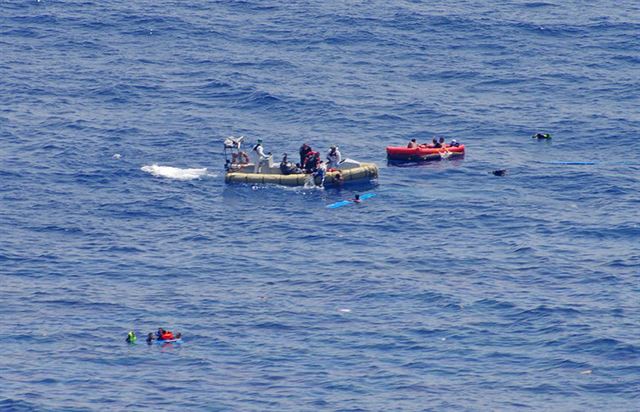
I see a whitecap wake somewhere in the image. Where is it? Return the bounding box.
[141,164,212,180]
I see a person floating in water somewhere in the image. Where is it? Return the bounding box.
[353,194,361,203]
[334,171,343,186]
[126,331,137,343]
[146,333,155,344]
[532,133,551,139]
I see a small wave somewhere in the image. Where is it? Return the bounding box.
[141,164,212,180]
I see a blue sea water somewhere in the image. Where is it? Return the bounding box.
[1,0,639,410]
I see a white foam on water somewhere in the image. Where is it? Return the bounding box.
[141,164,212,180]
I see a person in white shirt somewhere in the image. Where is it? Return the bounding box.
[327,145,342,169]
[252,139,269,173]
[314,160,327,186]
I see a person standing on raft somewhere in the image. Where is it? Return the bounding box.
[299,143,312,165]
[252,139,269,173]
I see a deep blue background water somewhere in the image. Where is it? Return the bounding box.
[1,1,639,410]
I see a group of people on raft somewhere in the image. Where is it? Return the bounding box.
[406,136,461,149]
[125,328,182,344]
[244,141,342,175]
[230,139,344,186]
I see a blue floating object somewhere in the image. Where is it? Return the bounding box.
[133,338,183,345]
[155,338,182,344]
[327,193,376,209]
[540,161,596,165]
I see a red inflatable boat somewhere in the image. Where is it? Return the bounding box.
[386,144,465,162]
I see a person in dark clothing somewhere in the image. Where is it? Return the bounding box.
[432,138,442,148]
[280,153,294,175]
[299,143,312,165]
[304,151,320,173]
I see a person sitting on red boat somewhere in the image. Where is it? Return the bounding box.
[147,330,182,343]
[387,137,464,162]
[407,138,418,148]
[160,330,175,340]
[155,328,177,341]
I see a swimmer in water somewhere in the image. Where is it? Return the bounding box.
[126,331,137,343]
[353,194,361,203]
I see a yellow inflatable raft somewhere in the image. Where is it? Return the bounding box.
[225,162,378,187]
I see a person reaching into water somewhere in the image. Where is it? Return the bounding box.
[314,160,327,186]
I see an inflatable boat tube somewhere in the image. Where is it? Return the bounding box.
[386,145,465,162]
[225,163,378,187]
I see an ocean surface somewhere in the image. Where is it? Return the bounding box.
[1,1,639,410]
